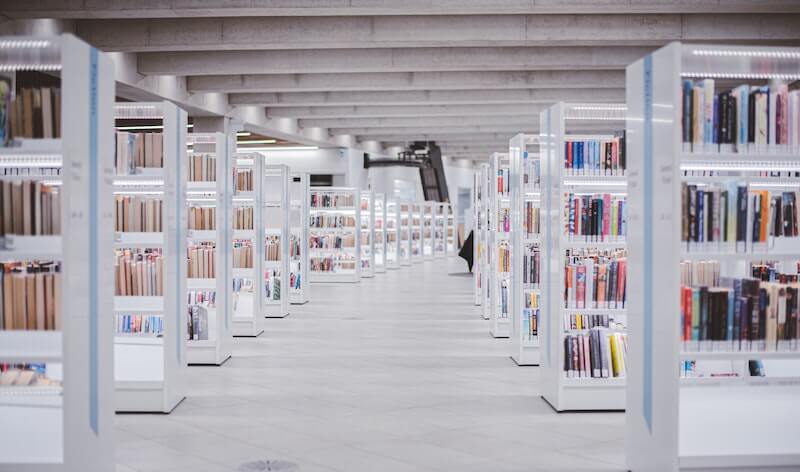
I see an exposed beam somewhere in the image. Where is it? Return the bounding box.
[266,103,548,119]
[72,15,800,52]
[302,115,538,129]
[347,125,538,136]
[365,133,523,143]
[188,70,624,94]
[138,46,654,76]
[231,88,625,107]
[7,1,800,18]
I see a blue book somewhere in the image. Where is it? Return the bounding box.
[682,79,693,143]
[737,84,749,146]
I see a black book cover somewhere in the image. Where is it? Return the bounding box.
[720,191,728,242]
[697,189,705,243]
[758,288,768,341]
[605,141,612,172]
[752,194,761,243]
[773,195,783,237]
[737,186,748,242]
[688,185,697,242]
[616,130,626,171]
[564,336,571,373]
[727,93,737,144]
[718,92,728,145]
[748,90,757,143]
[699,286,709,341]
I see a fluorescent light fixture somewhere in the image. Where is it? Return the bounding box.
[236,132,251,137]
[116,125,164,131]
[570,105,628,111]
[237,146,319,152]
[113,190,164,196]
[0,40,52,49]
[236,158,256,166]
[691,49,800,59]
[562,180,627,187]
[113,179,164,187]
[0,156,62,167]
[0,64,60,71]
[237,139,277,145]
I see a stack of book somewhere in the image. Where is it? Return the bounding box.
[187,154,216,182]
[233,207,253,230]
[188,206,215,230]
[115,131,163,175]
[563,327,628,379]
[564,192,626,242]
[563,136,626,176]
[187,243,216,278]
[310,192,354,208]
[235,169,253,192]
[232,241,253,269]
[2,84,61,142]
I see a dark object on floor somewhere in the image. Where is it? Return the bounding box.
[460,230,474,272]
[239,460,298,472]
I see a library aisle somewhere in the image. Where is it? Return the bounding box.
[115,258,624,472]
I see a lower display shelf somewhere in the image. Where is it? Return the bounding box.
[115,295,163,312]
[187,277,216,289]
[0,331,62,363]
[0,392,63,463]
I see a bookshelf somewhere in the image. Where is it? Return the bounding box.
[309,186,361,282]
[360,190,376,278]
[626,43,800,471]
[422,201,434,259]
[539,102,628,411]
[433,202,446,258]
[385,198,400,269]
[474,163,490,312]
[490,152,511,338]
[263,164,290,317]
[289,172,310,304]
[231,152,263,336]
[410,202,423,263]
[374,192,387,273]
[509,134,542,366]
[185,132,232,366]
[0,34,115,470]
[399,201,413,266]
[113,101,188,413]
[446,203,456,255]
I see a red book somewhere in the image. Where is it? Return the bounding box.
[576,265,586,309]
[567,141,573,170]
[682,286,692,342]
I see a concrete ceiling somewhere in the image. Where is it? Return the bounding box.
[3,1,800,160]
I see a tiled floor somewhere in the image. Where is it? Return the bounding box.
[115,257,625,472]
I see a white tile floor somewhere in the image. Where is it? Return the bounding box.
[115,257,625,472]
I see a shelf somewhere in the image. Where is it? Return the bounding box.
[1,235,61,255]
[680,351,800,361]
[232,229,255,239]
[681,376,800,388]
[263,260,282,268]
[680,150,800,167]
[186,181,216,191]
[232,267,253,278]
[308,227,356,234]
[114,336,163,346]
[115,232,163,247]
[562,377,626,388]
[309,207,356,213]
[563,239,626,249]
[187,278,216,289]
[187,229,217,241]
[0,331,62,362]
[679,250,798,262]
[561,307,626,314]
[0,138,62,157]
[114,296,164,312]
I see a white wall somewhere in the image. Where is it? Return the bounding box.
[261,148,348,177]
[367,166,423,201]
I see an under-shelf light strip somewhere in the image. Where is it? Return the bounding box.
[562,180,627,187]
[681,72,800,80]
[691,49,800,59]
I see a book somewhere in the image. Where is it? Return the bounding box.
[0,261,61,331]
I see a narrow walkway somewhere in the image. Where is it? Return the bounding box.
[115,258,624,472]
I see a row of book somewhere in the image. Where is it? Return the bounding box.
[524,156,541,188]
[309,234,355,249]
[288,271,301,291]
[563,136,626,176]
[116,314,163,336]
[187,290,215,307]
[499,279,509,318]
[0,261,61,331]
[564,328,628,378]
[751,262,799,283]
[115,131,163,175]
[681,79,800,151]
[232,242,253,269]
[232,278,253,293]
[187,305,209,341]
[0,364,60,387]
[235,169,253,192]
[564,249,627,309]
[114,249,162,297]
[564,193,626,241]
[265,236,281,261]
[234,206,253,230]
[187,154,216,182]
[289,235,301,258]
[310,192,354,208]
[0,167,60,177]
[681,184,798,245]
[679,259,720,287]
[524,203,540,236]
[310,215,356,228]
[523,244,540,286]
[0,180,61,237]
[523,291,540,341]
[264,269,281,300]
[2,85,61,142]
[497,242,510,273]
[115,196,162,233]
[188,206,215,231]
[497,208,510,233]
[497,168,510,196]
[187,243,216,278]
[310,256,356,272]
[680,277,800,352]
[564,313,619,331]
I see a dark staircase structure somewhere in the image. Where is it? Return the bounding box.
[363,141,449,202]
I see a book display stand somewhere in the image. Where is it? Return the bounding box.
[490,152,511,338]
[263,164,290,317]
[113,101,189,411]
[185,132,232,366]
[626,43,800,471]
[385,199,400,270]
[399,201,412,266]
[475,163,490,312]
[509,134,542,366]
[422,201,434,259]
[539,102,628,411]
[374,192,387,273]
[410,202,423,262]
[0,34,115,470]
[446,203,456,255]
[433,202,446,258]
[289,172,310,304]
[309,187,361,282]
[231,152,263,336]
[360,190,375,278]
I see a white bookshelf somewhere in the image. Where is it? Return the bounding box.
[185,132,232,366]
[474,163,490,312]
[490,152,511,338]
[374,192,387,273]
[539,102,627,411]
[0,34,114,471]
[113,101,188,412]
[231,152,263,336]
[263,164,291,317]
[446,203,456,255]
[360,190,376,278]
[309,186,361,282]
[398,201,413,266]
[433,202,446,258]
[289,172,310,304]
[422,201,434,259]
[509,134,542,366]
[385,198,400,270]
[410,202,423,263]
[626,42,800,471]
